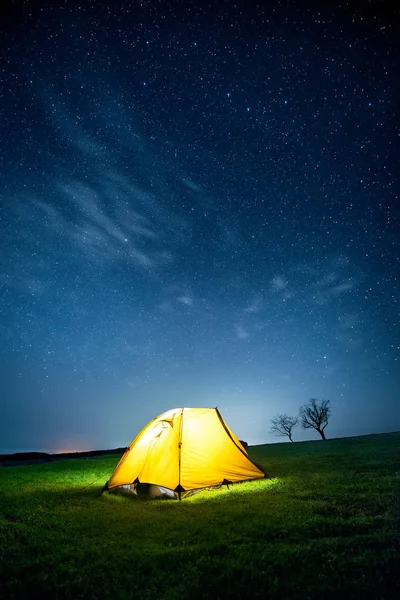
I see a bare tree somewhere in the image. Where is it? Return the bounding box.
[270,414,298,442]
[299,398,331,440]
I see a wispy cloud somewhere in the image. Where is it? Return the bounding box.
[177,295,194,306]
[331,282,355,295]
[58,179,159,267]
[1,86,203,293]
[316,272,339,287]
[290,256,361,306]
[156,286,195,314]
[244,295,263,314]
[311,276,358,305]
[235,324,250,340]
[270,276,287,292]
[268,275,294,302]
[182,179,203,193]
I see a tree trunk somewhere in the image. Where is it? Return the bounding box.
[289,435,294,442]
[318,428,327,440]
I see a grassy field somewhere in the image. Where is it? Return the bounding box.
[0,433,399,600]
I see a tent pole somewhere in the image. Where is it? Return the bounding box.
[178,408,184,501]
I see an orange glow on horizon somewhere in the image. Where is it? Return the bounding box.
[54,447,90,455]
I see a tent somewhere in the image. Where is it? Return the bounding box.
[105,407,266,499]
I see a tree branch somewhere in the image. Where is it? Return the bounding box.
[299,398,331,440]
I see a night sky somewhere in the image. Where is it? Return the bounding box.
[1,0,399,454]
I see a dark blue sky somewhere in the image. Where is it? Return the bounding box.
[1,0,399,453]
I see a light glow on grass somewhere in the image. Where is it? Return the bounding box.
[186,478,280,503]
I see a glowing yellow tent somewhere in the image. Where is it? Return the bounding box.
[105,407,266,499]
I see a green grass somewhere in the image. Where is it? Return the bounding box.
[1,433,399,600]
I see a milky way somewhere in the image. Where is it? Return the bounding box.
[1,0,399,452]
